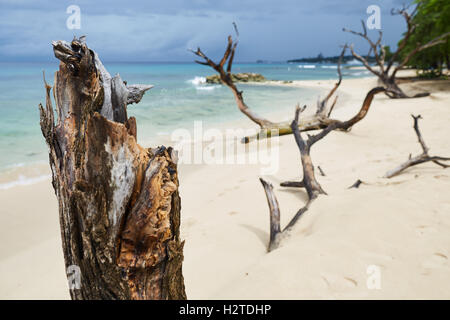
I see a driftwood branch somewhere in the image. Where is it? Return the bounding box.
[190,28,274,129]
[260,87,388,251]
[260,106,326,251]
[40,37,186,300]
[385,115,450,178]
[259,83,390,251]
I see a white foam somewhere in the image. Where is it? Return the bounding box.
[187,76,206,85]
[298,65,316,69]
[0,174,51,190]
[347,59,362,66]
[351,71,371,76]
[196,85,219,91]
[321,65,338,69]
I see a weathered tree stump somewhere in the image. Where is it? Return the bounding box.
[39,37,186,300]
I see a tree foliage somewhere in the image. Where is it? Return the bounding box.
[399,0,450,76]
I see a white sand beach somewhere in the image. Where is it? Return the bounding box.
[1,73,449,299]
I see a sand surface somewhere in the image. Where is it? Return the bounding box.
[1,73,449,299]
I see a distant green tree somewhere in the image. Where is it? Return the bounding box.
[399,0,450,76]
[383,45,394,62]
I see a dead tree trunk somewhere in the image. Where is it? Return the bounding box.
[344,6,450,99]
[384,115,450,178]
[39,37,186,300]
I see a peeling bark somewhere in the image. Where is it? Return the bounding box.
[39,37,186,300]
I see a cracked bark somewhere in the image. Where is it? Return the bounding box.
[39,37,186,300]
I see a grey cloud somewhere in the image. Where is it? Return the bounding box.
[0,0,414,62]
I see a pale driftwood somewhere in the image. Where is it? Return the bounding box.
[191,28,385,143]
[344,6,450,99]
[384,115,450,178]
[278,85,386,188]
[39,37,186,300]
[260,84,389,251]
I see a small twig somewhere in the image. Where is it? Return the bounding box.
[348,179,363,189]
[280,181,305,188]
[316,46,346,116]
[317,166,326,177]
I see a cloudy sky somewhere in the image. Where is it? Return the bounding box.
[0,0,410,62]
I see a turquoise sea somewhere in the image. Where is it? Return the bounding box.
[0,60,369,187]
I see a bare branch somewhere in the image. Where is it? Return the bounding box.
[316,45,346,116]
[280,181,305,188]
[191,28,274,128]
[347,44,381,77]
[344,21,384,73]
[317,166,326,177]
[385,115,450,178]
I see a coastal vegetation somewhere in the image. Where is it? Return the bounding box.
[398,0,450,77]
[344,5,450,98]
[287,54,377,64]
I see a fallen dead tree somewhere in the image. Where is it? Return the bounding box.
[39,37,186,299]
[344,6,450,99]
[384,114,450,178]
[191,26,385,143]
[260,89,386,251]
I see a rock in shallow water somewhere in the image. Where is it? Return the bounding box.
[206,73,266,84]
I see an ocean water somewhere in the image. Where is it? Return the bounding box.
[0,60,369,187]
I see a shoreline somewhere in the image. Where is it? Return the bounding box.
[1,73,450,299]
[0,78,325,188]
[1,70,447,189]
[0,76,346,189]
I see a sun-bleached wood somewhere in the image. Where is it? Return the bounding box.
[385,115,450,178]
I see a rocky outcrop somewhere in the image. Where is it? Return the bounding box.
[206,72,266,84]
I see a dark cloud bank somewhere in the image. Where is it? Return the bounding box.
[0,0,410,62]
